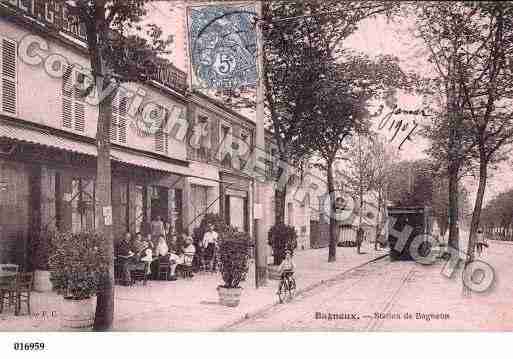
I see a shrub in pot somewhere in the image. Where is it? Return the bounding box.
[31,228,54,292]
[217,228,250,307]
[267,224,298,279]
[49,231,109,329]
[268,224,298,265]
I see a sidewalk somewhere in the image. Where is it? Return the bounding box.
[0,242,386,331]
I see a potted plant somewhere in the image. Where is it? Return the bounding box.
[267,224,298,280]
[217,228,250,307]
[31,228,54,292]
[49,231,109,329]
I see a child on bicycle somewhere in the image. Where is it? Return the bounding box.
[277,250,295,294]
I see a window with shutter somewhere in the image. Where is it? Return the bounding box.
[110,91,128,144]
[62,65,86,132]
[74,73,86,131]
[154,105,168,153]
[0,38,17,116]
[220,123,232,168]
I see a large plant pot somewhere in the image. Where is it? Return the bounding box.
[268,265,281,280]
[60,297,95,329]
[33,270,52,292]
[217,286,243,307]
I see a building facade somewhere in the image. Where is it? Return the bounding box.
[0,1,333,268]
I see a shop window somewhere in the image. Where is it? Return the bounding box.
[150,185,169,223]
[174,188,183,234]
[135,185,144,234]
[71,178,95,233]
[0,37,17,115]
[190,184,208,230]
[118,182,129,233]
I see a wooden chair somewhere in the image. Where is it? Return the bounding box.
[179,254,194,279]
[131,262,149,286]
[158,256,170,281]
[13,272,33,316]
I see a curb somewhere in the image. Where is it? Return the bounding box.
[217,253,390,331]
[490,240,513,245]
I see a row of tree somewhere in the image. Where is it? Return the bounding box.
[261,1,513,269]
[260,1,408,262]
[418,1,513,265]
[480,188,513,239]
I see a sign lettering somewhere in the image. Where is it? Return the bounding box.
[1,0,87,40]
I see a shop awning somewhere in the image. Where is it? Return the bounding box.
[110,149,192,176]
[0,122,97,156]
[0,122,191,176]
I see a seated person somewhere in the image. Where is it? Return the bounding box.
[278,250,295,280]
[167,234,184,281]
[145,233,156,251]
[182,237,196,266]
[277,250,296,297]
[131,234,153,276]
[139,240,153,276]
[156,235,169,257]
[172,236,196,278]
[131,232,145,259]
[168,233,181,255]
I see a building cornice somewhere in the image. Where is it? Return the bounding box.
[191,91,256,130]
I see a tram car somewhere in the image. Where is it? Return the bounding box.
[387,206,433,261]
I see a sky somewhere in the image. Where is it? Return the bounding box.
[144,2,513,206]
[342,13,513,207]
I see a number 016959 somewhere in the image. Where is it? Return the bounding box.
[13,342,45,351]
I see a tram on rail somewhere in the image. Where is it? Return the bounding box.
[387,206,434,261]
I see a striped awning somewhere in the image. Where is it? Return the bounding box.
[0,122,96,156]
[0,122,190,176]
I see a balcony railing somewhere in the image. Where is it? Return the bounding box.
[151,64,188,95]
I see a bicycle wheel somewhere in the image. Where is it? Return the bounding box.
[287,278,296,302]
[278,281,288,304]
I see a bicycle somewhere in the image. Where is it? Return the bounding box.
[277,271,296,303]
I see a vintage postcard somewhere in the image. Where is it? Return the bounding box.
[0,0,512,346]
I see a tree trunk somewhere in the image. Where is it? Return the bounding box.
[327,161,337,262]
[447,166,460,253]
[375,190,382,250]
[93,83,117,331]
[274,184,287,226]
[467,154,487,263]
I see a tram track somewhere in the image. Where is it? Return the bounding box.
[228,254,421,331]
[362,266,417,331]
